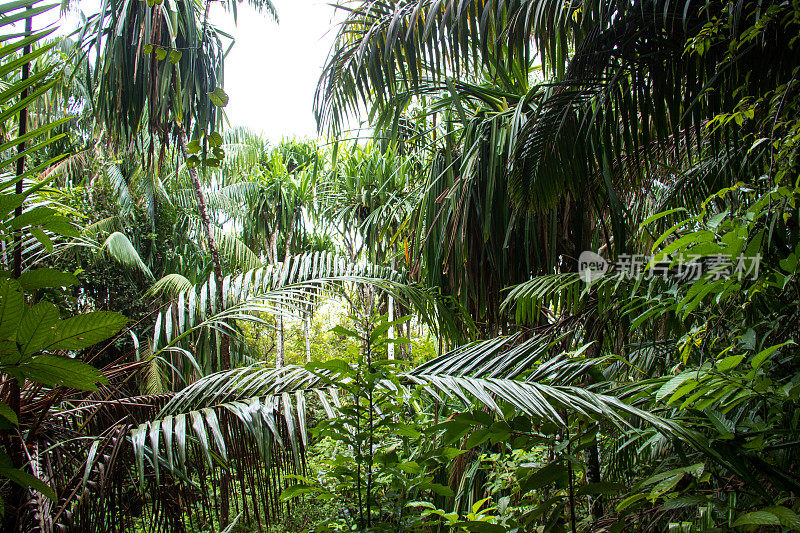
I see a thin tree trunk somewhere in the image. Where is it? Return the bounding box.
[274,207,300,369]
[176,127,229,368]
[276,314,284,368]
[584,427,602,514]
[406,320,412,361]
[303,307,312,363]
[176,125,232,526]
[583,316,604,520]
[566,419,577,533]
[387,293,395,360]
[572,204,604,521]
[4,12,32,529]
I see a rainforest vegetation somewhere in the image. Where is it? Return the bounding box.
[0,0,799,531]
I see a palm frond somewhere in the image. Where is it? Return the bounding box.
[101,231,153,279]
[150,251,460,374]
[149,273,194,298]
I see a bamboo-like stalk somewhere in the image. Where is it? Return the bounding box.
[4,10,32,529]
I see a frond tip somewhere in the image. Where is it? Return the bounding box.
[101,232,154,279]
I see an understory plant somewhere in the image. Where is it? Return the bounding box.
[281,313,459,531]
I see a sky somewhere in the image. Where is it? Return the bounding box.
[57,0,341,142]
[210,0,340,141]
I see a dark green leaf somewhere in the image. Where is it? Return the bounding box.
[19,355,106,390]
[18,268,78,291]
[48,311,128,351]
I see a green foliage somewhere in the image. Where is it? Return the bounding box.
[0,196,127,510]
[0,0,130,518]
[3,0,800,530]
[280,314,453,531]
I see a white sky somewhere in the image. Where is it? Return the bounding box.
[211,0,339,141]
[57,0,341,142]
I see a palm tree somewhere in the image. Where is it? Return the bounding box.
[311,0,796,299]
[216,134,320,366]
[81,0,278,369]
[300,0,800,527]
[317,142,432,355]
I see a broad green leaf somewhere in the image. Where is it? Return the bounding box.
[662,495,709,510]
[751,342,792,370]
[616,493,646,511]
[0,278,24,340]
[464,428,490,449]
[667,379,698,405]
[0,461,56,500]
[0,193,24,220]
[47,311,128,351]
[29,227,52,253]
[395,423,421,438]
[733,511,781,527]
[0,399,18,426]
[471,497,492,515]
[279,484,317,501]
[398,460,422,474]
[426,482,454,497]
[19,355,105,390]
[9,206,54,228]
[639,208,687,229]
[209,87,229,107]
[18,268,78,291]
[650,473,683,497]
[657,373,696,402]
[488,421,511,444]
[17,301,59,356]
[519,462,567,492]
[207,131,223,147]
[41,217,80,238]
[407,501,436,510]
[187,140,201,154]
[716,354,744,372]
[764,506,800,529]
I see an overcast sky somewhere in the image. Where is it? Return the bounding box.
[210,0,339,141]
[58,0,341,142]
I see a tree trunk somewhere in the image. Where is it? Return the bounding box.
[387,293,395,360]
[276,314,284,368]
[274,207,300,369]
[406,320,413,361]
[176,128,229,371]
[3,11,32,529]
[176,125,232,526]
[583,315,604,520]
[303,308,312,363]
